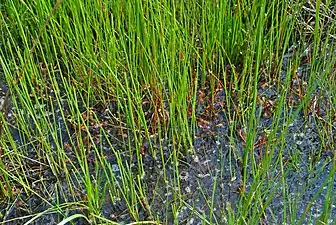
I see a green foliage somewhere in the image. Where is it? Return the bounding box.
[0,0,335,224]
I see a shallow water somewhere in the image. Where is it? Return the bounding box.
[0,47,335,225]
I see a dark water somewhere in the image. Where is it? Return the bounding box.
[0,47,335,224]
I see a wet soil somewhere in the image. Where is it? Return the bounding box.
[0,47,335,225]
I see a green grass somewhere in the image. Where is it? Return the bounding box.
[0,0,335,224]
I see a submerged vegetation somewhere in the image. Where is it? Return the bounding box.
[0,0,335,224]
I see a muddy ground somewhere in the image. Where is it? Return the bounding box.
[0,47,335,225]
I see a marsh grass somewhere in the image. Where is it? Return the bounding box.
[0,0,335,224]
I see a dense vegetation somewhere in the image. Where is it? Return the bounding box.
[0,0,335,224]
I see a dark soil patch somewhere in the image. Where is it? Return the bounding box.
[0,44,335,225]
